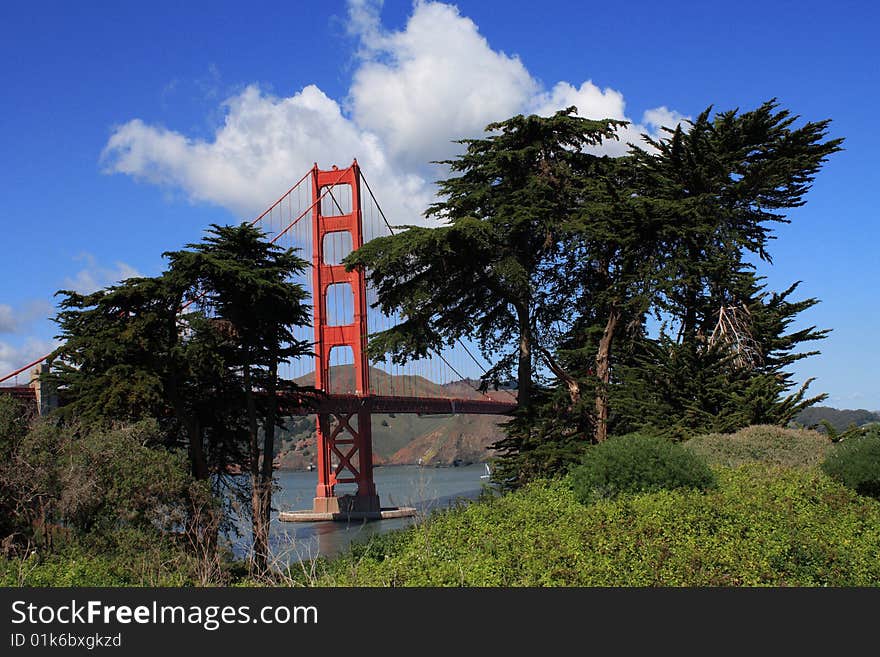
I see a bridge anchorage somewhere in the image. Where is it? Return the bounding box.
[0,159,517,522]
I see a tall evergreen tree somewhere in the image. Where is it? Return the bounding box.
[634,99,843,343]
[165,223,310,574]
[600,101,842,440]
[346,108,625,411]
[51,223,311,573]
[611,275,829,438]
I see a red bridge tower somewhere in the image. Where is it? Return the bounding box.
[310,161,380,515]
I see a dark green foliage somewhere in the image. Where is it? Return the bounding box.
[164,223,312,572]
[684,424,830,469]
[490,394,592,489]
[50,275,180,430]
[611,277,829,440]
[349,100,840,486]
[602,101,842,444]
[47,222,312,574]
[634,100,843,341]
[58,421,193,538]
[821,427,880,499]
[0,417,194,554]
[346,108,624,410]
[568,433,716,502]
[0,395,34,541]
[0,394,30,451]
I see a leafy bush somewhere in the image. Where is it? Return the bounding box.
[309,466,880,586]
[821,428,880,499]
[59,420,193,538]
[684,424,830,469]
[568,433,716,503]
[0,535,201,586]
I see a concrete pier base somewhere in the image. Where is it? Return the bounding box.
[278,506,416,522]
[279,492,414,522]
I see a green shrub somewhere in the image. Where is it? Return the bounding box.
[0,535,201,587]
[309,466,880,586]
[821,430,880,499]
[684,424,830,469]
[568,433,715,503]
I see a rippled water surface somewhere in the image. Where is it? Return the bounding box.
[229,463,493,564]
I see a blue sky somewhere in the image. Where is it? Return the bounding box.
[1,0,877,409]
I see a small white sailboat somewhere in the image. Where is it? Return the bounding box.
[480,463,491,479]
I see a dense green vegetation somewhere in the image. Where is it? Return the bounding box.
[569,433,716,502]
[821,427,880,499]
[0,395,216,585]
[293,426,880,586]
[304,466,880,587]
[5,416,880,587]
[46,223,311,574]
[349,101,842,485]
[684,424,831,469]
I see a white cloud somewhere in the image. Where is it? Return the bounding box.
[643,106,690,133]
[348,0,538,168]
[0,338,59,385]
[63,254,141,295]
[0,300,53,335]
[103,83,432,230]
[101,0,689,225]
[531,81,690,155]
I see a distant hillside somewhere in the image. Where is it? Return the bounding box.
[794,406,880,433]
[275,366,511,469]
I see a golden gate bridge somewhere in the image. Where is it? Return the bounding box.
[0,160,517,519]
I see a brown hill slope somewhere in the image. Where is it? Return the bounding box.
[276,366,510,468]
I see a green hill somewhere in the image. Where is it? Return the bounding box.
[794,406,880,433]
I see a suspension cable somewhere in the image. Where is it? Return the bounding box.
[360,169,517,400]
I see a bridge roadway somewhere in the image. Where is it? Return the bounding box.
[279,392,516,416]
[1,386,516,417]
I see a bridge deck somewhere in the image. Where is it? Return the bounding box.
[283,393,516,416]
[1,388,516,416]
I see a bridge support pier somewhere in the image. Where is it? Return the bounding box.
[312,407,381,515]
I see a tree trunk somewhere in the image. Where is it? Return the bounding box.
[257,359,278,575]
[594,304,621,443]
[515,303,533,410]
[244,364,268,574]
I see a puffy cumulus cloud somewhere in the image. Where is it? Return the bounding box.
[63,254,141,295]
[102,0,687,226]
[103,84,433,227]
[531,81,689,155]
[643,106,690,133]
[104,85,366,217]
[348,0,538,168]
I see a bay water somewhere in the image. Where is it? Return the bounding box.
[229,463,493,566]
